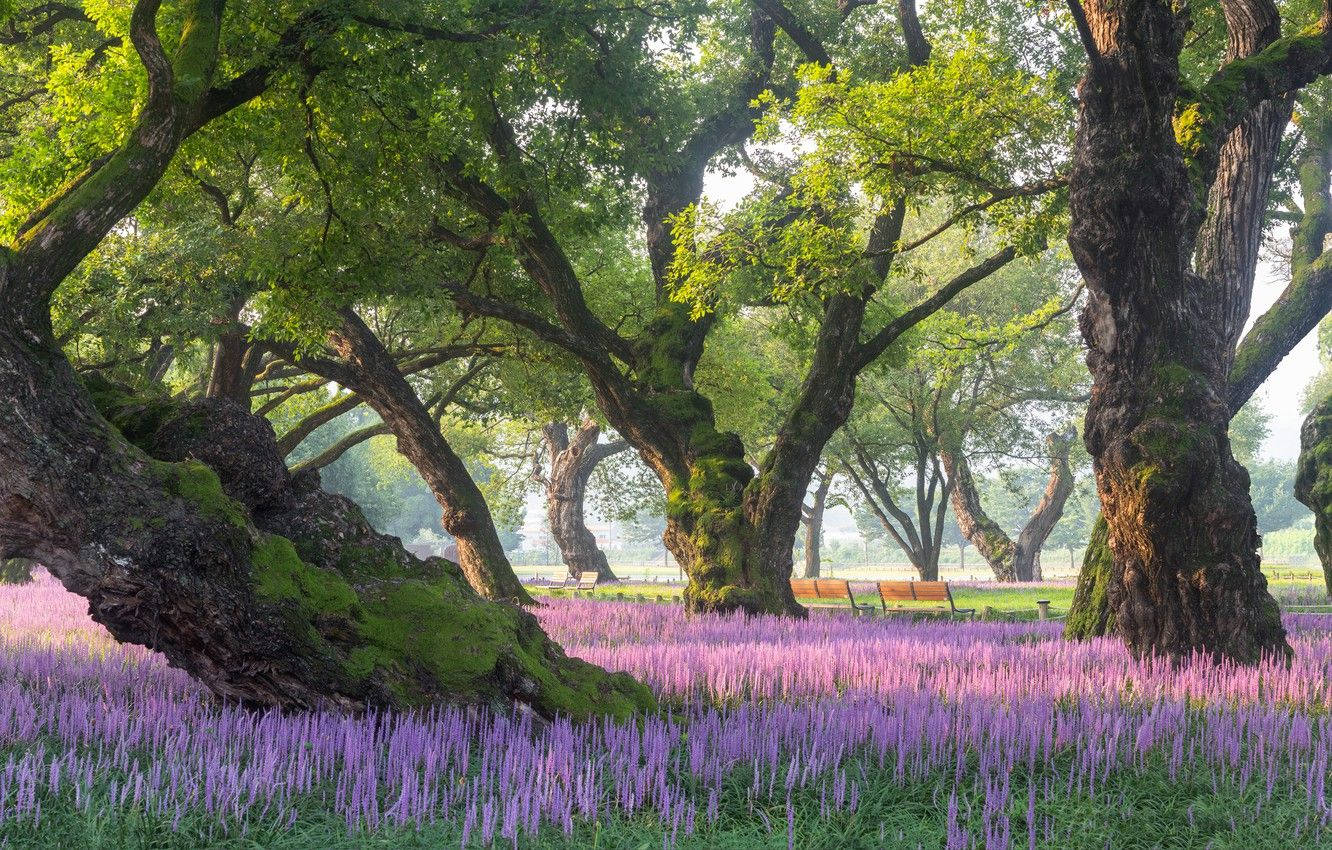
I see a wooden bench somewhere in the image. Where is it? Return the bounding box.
[790,579,874,615]
[875,581,975,620]
[574,572,599,593]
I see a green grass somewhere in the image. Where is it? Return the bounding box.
[3,750,1319,848]
[538,575,1332,619]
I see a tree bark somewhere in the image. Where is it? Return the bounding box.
[1066,1,1332,639]
[1064,0,1303,662]
[1296,393,1332,596]
[800,466,832,579]
[539,420,625,582]
[315,311,534,605]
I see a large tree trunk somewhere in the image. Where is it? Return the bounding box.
[1296,392,1332,596]
[0,332,650,717]
[1062,0,1332,642]
[320,311,534,605]
[540,420,625,582]
[801,467,832,579]
[1065,0,1293,662]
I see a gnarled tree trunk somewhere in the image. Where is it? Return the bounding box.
[538,420,625,582]
[1065,0,1332,640]
[0,0,649,718]
[1062,0,1316,662]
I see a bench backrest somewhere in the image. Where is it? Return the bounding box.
[789,578,852,600]
[877,580,956,607]
[912,581,952,603]
[877,581,916,601]
[577,573,598,590]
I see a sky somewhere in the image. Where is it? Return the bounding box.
[1248,259,1320,461]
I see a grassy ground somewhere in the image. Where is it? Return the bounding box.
[4,750,1317,849]
[534,573,1332,620]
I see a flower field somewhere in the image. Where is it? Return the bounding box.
[3,572,1332,847]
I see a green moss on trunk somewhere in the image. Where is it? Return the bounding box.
[1296,393,1332,597]
[1064,515,1115,640]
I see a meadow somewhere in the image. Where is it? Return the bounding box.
[2,572,1332,848]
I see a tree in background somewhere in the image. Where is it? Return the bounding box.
[535,419,628,582]
[838,245,1086,581]
[426,0,1070,615]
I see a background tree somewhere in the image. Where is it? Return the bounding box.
[423,0,1071,614]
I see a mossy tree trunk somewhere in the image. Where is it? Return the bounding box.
[1065,5,1332,638]
[1297,393,1332,596]
[1064,516,1115,639]
[309,310,534,605]
[538,420,625,582]
[800,465,833,579]
[0,0,649,719]
[1060,0,1332,661]
[0,558,33,584]
[943,429,1075,582]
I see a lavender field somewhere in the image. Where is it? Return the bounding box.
[3,571,1332,848]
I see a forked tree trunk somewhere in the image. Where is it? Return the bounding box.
[1065,0,1296,662]
[943,434,1074,583]
[801,468,832,579]
[540,420,625,582]
[320,311,534,605]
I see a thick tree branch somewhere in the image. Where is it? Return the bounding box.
[288,422,390,475]
[853,244,1022,372]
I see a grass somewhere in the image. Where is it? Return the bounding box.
[3,748,1320,849]
[535,573,1332,619]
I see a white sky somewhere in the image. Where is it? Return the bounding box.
[1248,259,1319,461]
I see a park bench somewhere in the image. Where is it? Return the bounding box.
[574,572,599,594]
[875,581,975,621]
[789,579,875,615]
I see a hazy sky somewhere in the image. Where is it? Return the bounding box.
[1248,260,1319,461]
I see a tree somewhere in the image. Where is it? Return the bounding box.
[1063,0,1332,661]
[535,418,628,581]
[0,0,649,717]
[945,428,1077,582]
[799,462,836,578]
[429,0,1069,615]
[837,244,1085,581]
